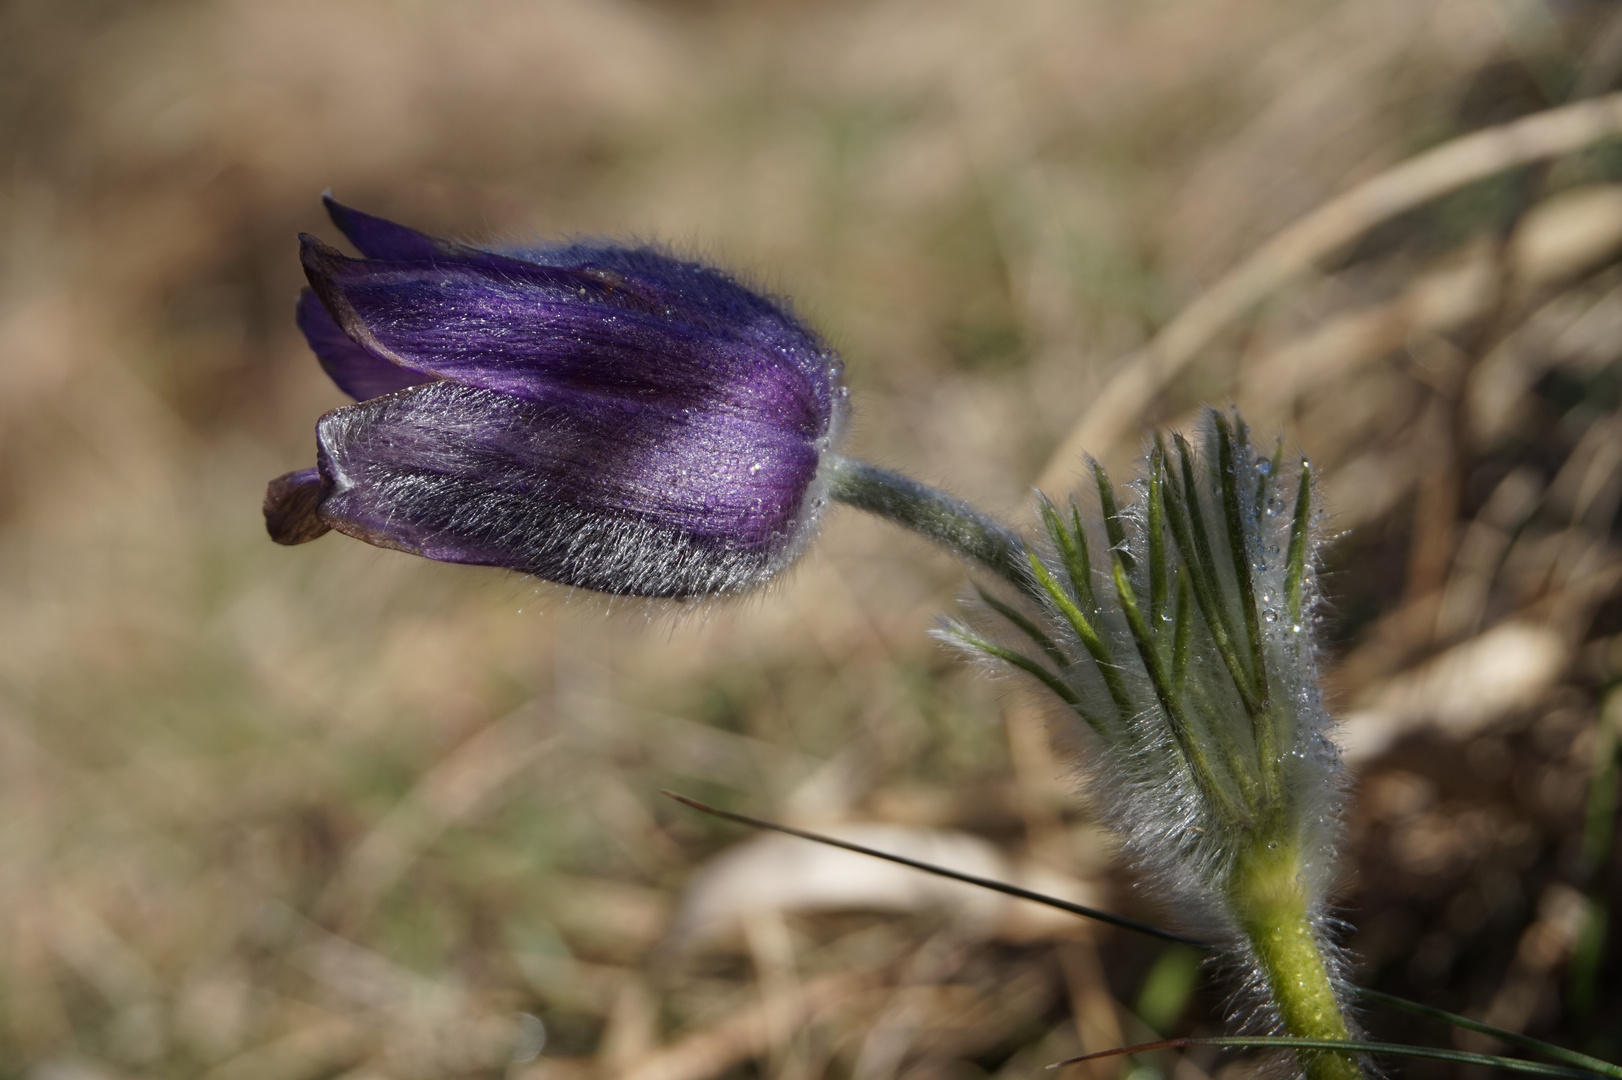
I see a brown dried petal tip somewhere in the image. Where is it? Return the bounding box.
[264,468,330,545]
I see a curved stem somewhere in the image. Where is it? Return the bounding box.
[824,455,1029,590]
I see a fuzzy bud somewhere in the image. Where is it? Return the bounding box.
[948,410,1359,1080]
[265,197,847,598]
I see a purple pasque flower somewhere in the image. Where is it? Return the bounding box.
[265,197,847,598]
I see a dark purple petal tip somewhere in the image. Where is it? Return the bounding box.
[321,194,456,261]
[295,289,433,401]
[272,199,847,596]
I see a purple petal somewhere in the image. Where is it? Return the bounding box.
[275,201,850,595]
[512,245,847,411]
[322,197,542,278]
[299,236,837,438]
[505,241,813,332]
[296,290,435,401]
[310,204,842,414]
[311,382,824,596]
[322,194,454,261]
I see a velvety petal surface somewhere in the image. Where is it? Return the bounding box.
[322,195,456,261]
[299,236,840,440]
[503,240,825,343]
[310,381,825,596]
[273,201,848,595]
[296,290,434,401]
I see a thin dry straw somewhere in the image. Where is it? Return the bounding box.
[1352,988,1622,1080]
[665,791,1622,1080]
[659,790,1207,947]
[1047,1037,1613,1080]
[1038,89,1622,488]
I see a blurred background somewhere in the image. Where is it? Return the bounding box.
[3,0,1621,1077]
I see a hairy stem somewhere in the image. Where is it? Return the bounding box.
[824,455,1029,590]
[1229,830,1361,1080]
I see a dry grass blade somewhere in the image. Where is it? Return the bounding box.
[618,974,864,1080]
[1048,1037,1617,1080]
[662,791,1208,946]
[1355,987,1622,1078]
[315,709,559,927]
[1040,90,1622,485]
[7,3,1622,1075]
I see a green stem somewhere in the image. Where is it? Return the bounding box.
[824,456,1029,590]
[1229,829,1361,1080]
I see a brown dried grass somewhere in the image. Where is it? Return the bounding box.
[0,1,1618,1078]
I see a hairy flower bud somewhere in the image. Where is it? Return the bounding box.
[948,411,1360,1080]
[265,197,847,597]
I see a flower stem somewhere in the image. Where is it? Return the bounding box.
[1229,829,1362,1080]
[824,456,1029,590]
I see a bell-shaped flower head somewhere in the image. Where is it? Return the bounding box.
[266,197,848,598]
